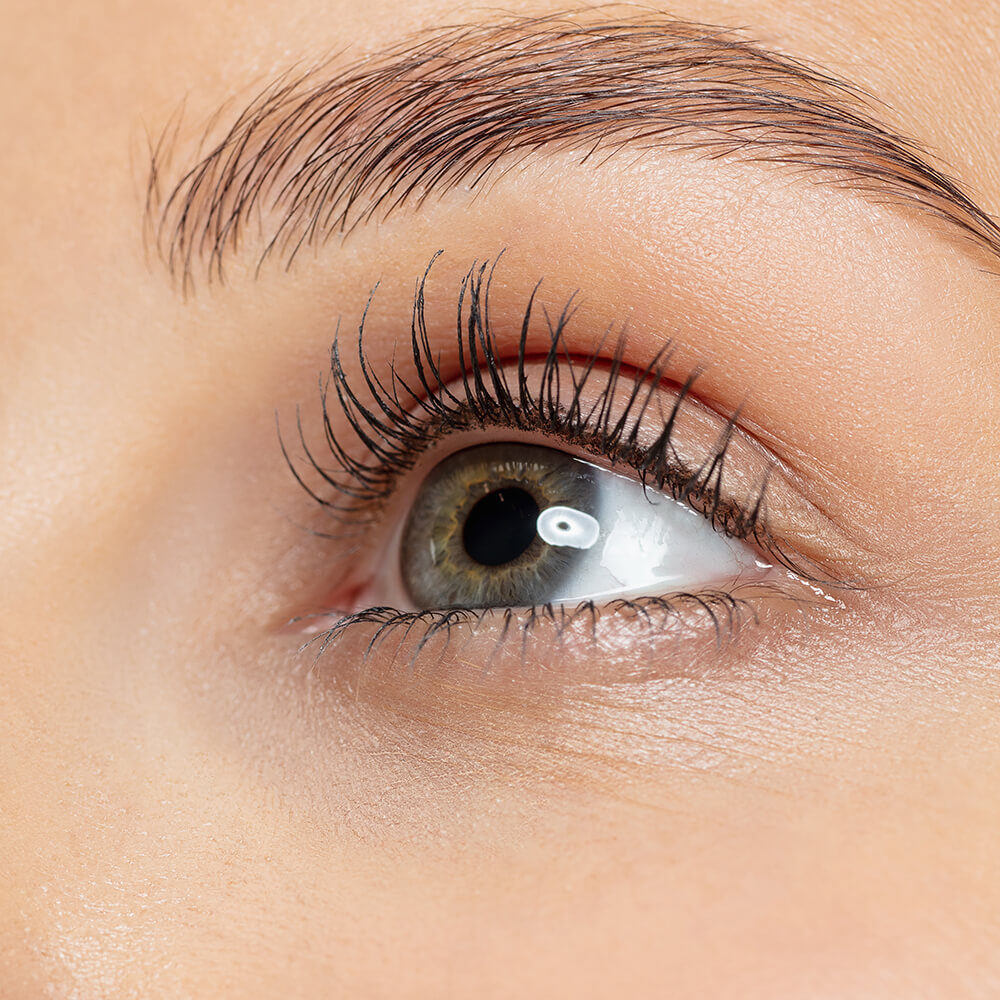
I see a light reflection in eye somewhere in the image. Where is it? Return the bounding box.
[392,442,767,610]
[536,506,601,550]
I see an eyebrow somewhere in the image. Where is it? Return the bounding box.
[148,11,1000,289]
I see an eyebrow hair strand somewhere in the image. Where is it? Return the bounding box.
[148,10,1000,289]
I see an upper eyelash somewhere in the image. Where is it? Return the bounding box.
[281,251,806,575]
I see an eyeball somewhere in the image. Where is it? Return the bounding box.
[394,442,766,609]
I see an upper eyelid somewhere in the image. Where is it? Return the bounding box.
[280,255,844,588]
[283,255,698,515]
[146,12,1000,291]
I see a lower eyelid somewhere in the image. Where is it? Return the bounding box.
[293,574,838,691]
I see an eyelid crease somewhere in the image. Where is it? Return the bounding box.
[279,252,840,590]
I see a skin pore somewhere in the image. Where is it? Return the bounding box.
[2,0,999,996]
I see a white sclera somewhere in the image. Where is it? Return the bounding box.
[542,467,765,603]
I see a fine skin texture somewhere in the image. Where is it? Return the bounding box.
[2,1,1000,998]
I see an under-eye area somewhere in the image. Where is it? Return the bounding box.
[280,255,852,675]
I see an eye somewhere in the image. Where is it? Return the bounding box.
[284,254,834,659]
[396,442,764,609]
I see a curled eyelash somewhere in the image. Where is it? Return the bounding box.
[281,251,804,577]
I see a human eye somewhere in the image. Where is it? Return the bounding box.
[282,255,839,676]
[395,440,760,609]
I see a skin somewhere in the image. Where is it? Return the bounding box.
[2,0,1000,997]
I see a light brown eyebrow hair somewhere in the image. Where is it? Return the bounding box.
[148,10,1000,290]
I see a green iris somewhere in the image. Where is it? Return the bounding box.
[401,443,600,608]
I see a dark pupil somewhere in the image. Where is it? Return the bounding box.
[462,487,540,566]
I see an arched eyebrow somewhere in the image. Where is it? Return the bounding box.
[148,12,1000,290]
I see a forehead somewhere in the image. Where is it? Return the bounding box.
[5,0,999,207]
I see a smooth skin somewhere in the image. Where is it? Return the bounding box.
[2,0,999,997]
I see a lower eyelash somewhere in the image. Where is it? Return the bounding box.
[299,589,765,671]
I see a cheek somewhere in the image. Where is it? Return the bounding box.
[11,620,998,997]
